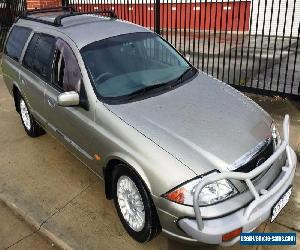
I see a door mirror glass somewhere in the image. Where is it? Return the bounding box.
[57,91,80,107]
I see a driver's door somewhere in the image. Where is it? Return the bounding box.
[44,38,96,167]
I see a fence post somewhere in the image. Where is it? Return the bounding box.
[154,0,160,35]
[62,0,68,7]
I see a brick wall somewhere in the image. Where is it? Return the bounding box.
[27,0,61,10]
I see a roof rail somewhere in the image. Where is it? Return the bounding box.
[54,10,118,26]
[21,6,75,16]
[18,8,117,27]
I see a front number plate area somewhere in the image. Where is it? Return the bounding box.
[270,186,292,222]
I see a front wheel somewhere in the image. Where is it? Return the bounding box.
[113,164,161,242]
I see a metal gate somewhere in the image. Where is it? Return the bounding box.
[0,0,27,50]
[0,0,298,98]
[62,0,300,98]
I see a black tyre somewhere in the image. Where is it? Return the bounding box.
[18,95,45,137]
[112,164,161,242]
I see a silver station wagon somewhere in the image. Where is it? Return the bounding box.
[2,7,297,246]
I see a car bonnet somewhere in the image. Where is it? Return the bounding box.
[105,71,273,175]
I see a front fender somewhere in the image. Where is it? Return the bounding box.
[104,152,152,194]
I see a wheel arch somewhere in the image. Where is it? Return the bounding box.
[103,155,152,200]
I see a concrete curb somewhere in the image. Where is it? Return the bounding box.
[0,192,73,250]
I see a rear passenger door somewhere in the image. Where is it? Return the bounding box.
[20,33,56,125]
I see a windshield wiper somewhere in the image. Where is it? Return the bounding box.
[124,67,196,101]
[125,82,170,100]
[172,67,194,86]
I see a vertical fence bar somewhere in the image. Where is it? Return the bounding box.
[179,0,183,52]
[232,1,242,85]
[141,0,144,26]
[202,0,208,71]
[256,0,268,89]
[217,0,225,78]
[114,0,117,19]
[250,0,262,88]
[134,0,138,24]
[192,0,197,65]
[188,0,192,57]
[196,0,202,68]
[269,0,282,92]
[283,0,296,94]
[275,0,289,93]
[227,0,237,84]
[221,0,230,81]
[155,0,160,34]
[206,0,213,74]
[291,22,300,94]
[166,0,169,39]
[161,0,164,37]
[262,0,275,90]
[244,0,255,85]
[170,0,173,45]
[174,0,178,52]
[183,0,187,55]
[211,0,219,76]
[137,0,140,25]
[127,0,129,21]
[238,1,249,85]
[150,0,153,30]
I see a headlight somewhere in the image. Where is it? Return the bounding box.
[271,122,281,149]
[163,171,238,206]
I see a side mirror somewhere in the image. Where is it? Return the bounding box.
[57,91,80,107]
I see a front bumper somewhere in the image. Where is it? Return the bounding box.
[169,115,297,246]
[178,150,296,246]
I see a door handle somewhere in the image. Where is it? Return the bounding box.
[47,98,56,108]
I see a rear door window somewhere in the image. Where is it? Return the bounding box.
[23,33,56,82]
[33,34,56,82]
[4,26,31,61]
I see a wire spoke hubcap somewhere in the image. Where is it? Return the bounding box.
[20,99,31,130]
[117,176,145,232]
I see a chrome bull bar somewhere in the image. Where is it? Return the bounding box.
[193,115,295,230]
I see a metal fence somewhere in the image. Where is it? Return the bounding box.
[63,0,300,98]
[0,0,299,98]
[0,0,26,50]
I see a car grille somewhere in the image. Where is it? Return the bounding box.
[233,138,274,173]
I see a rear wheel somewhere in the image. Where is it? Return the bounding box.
[112,164,161,242]
[19,96,45,137]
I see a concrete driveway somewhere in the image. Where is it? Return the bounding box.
[0,76,299,250]
[0,200,57,250]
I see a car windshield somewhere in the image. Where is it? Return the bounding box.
[81,32,195,101]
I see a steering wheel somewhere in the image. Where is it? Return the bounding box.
[94,72,114,85]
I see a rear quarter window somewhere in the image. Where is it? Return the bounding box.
[4,26,31,61]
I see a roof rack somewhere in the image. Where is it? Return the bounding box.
[22,6,75,15]
[54,10,118,26]
[18,7,117,27]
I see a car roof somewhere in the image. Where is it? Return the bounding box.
[17,12,151,49]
